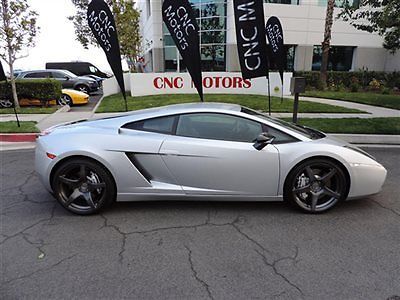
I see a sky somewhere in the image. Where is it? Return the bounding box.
[2,0,121,74]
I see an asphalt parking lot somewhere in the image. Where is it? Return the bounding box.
[1,147,399,299]
[68,92,103,112]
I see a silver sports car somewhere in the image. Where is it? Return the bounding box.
[35,103,387,215]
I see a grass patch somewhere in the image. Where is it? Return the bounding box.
[281,117,400,135]
[0,106,58,114]
[303,91,400,110]
[0,121,39,133]
[97,93,364,114]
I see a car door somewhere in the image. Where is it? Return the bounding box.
[160,113,280,196]
[51,71,73,88]
[118,115,184,195]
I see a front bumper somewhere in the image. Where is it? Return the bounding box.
[347,162,387,199]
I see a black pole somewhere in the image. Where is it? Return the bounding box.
[266,76,271,116]
[292,92,299,124]
[13,105,20,127]
[124,95,128,112]
[122,90,128,112]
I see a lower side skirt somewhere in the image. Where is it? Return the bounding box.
[116,193,284,202]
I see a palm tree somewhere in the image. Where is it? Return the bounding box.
[320,0,335,87]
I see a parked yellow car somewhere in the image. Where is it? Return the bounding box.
[58,89,89,106]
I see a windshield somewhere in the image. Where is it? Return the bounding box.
[61,70,78,78]
[241,107,324,139]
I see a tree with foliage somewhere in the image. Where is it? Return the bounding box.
[320,0,335,87]
[69,0,141,69]
[339,0,400,53]
[0,0,39,108]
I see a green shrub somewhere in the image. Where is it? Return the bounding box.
[381,87,391,95]
[350,82,360,92]
[0,79,62,104]
[294,71,400,90]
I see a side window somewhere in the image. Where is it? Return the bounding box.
[52,71,67,79]
[25,72,47,78]
[89,66,98,73]
[122,115,176,134]
[266,126,298,144]
[176,113,263,143]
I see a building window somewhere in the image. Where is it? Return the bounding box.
[265,0,299,5]
[312,46,355,71]
[268,45,296,72]
[318,0,360,8]
[146,0,151,19]
[163,0,227,72]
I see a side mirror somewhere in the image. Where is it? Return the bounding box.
[64,76,70,80]
[253,132,275,150]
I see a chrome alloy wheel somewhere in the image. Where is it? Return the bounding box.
[58,94,72,106]
[289,160,347,213]
[52,159,115,215]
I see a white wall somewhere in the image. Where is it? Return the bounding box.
[102,73,131,97]
[130,72,292,97]
[226,1,384,48]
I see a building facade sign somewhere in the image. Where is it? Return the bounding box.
[129,72,292,97]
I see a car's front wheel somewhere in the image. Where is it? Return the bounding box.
[284,158,348,213]
[0,99,13,108]
[76,85,89,94]
[52,158,116,215]
[58,94,72,106]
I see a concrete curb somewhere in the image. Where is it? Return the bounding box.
[330,134,400,145]
[0,133,37,142]
[90,95,104,118]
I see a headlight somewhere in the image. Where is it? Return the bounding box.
[344,145,376,161]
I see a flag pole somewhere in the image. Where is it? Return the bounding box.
[13,103,20,127]
[266,75,271,116]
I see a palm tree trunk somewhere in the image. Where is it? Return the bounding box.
[320,0,335,88]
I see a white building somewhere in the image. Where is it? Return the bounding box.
[138,0,400,73]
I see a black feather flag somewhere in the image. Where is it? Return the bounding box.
[87,0,127,111]
[266,16,285,84]
[0,60,6,81]
[162,0,203,101]
[233,0,269,80]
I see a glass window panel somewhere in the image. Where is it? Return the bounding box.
[312,46,354,71]
[201,30,225,44]
[201,3,226,18]
[124,116,176,134]
[201,45,226,71]
[200,17,226,31]
[176,113,263,143]
[163,35,175,46]
[265,0,298,4]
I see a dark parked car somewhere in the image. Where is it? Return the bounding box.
[17,70,100,94]
[46,62,112,79]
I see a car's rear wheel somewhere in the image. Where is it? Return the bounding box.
[52,158,115,215]
[76,85,89,94]
[58,94,72,106]
[284,158,348,213]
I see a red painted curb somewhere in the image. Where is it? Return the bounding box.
[0,133,38,142]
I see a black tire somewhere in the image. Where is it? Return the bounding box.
[76,85,89,94]
[0,99,13,108]
[52,158,116,215]
[284,158,348,213]
[58,94,73,106]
